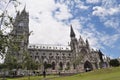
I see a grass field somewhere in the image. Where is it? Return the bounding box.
[1,67,120,80]
[52,67,120,80]
[0,75,56,80]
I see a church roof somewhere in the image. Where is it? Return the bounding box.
[28,44,71,51]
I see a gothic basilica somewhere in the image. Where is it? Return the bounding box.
[5,8,110,73]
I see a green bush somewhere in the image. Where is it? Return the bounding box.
[110,59,120,67]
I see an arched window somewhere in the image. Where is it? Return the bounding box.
[84,61,93,72]
[103,62,108,68]
[44,61,47,69]
[66,62,70,70]
[49,53,52,55]
[59,62,63,70]
[81,49,87,54]
[52,62,55,70]
[73,63,76,69]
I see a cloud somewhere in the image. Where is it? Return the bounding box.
[100,34,120,48]
[86,0,100,4]
[92,1,120,32]
[0,1,4,11]
[26,0,120,50]
[70,19,82,30]
[104,18,120,30]
[75,0,89,10]
[53,3,72,21]
[78,22,120,50]
[92,6,120,17]
[77,4,89,10]
[101,0,119,8]
[0,0,72,46]
[92,0,120,17]
[20,0,72,45]
[29,10,71,45]
[0,0,21,16]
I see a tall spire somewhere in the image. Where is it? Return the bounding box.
[23,4,26,11]
[21,5,27,15]
[19,5,29,19]
[70,25,75,37]
[79,35,84,41]
[16,11,20,16]
[86,39,89,46]
[78,35,85,46]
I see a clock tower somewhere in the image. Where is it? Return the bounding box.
[6,7,29,62]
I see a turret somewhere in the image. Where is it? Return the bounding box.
[13,6,29,30]
[20,6,29,18]
[16,11,20,17]
[98,50,104,62]
[70,25,77,51]
[70,25,75,38]
[86,39,89,47]
[78,35,85,46]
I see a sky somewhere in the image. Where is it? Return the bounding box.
[0,0,120,59]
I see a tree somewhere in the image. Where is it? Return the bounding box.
[0,0,20,58]
[110,59,120,67]
[44,63,52,70]
[22,51,40,80]
[0,31,7,58]
[4,55,19,70]
[0,63,7,70]
[22,52,31,70]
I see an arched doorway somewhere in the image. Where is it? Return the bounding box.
[84,61,93,72]
[59,62,63,70]
[81,49,87,54]
[44,61,47,69]
[52,62,55,70]
[66,62,70,70]
[95,62,98,69]
[103,62,108,68]
[73,63,76,69]
[99,62,103,68]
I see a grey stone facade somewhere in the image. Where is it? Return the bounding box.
[6,8,110,73]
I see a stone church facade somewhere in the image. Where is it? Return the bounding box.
[6,8,110,73]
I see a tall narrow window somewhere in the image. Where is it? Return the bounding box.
[52,62,55,70]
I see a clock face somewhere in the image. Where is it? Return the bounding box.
[18,22,24,26]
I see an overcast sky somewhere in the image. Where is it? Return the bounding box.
[0,0,120,59]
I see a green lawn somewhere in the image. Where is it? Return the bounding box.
[52,67,120,80]
[1,67,120,80]
[0,75,57,80]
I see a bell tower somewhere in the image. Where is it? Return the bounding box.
[6,7,29,62]
[14,7,29,50]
